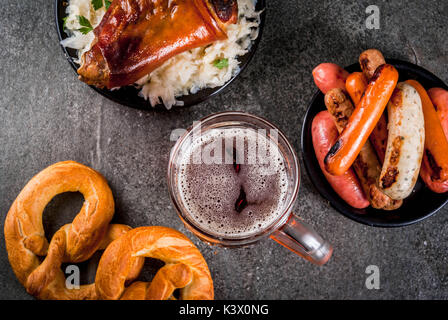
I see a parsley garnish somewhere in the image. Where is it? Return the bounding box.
[213,58,229,69]
[105,0,112,9]
[91,0,103,10]
[62,16,69,31]
[77,15,93,34]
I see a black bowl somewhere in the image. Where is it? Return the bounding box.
[54,0,266,111]
[301,59,448,227]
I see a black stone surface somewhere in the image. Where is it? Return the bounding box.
[0,0,447,299]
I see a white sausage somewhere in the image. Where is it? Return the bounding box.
[378,82,425,200]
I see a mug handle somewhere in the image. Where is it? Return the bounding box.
[270,213,333,265]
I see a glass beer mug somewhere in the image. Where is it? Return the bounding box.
[168,112,332,265]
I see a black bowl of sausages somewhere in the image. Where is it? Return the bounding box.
[302,49,448,227]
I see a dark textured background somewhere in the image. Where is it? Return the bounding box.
[1,0,447,299]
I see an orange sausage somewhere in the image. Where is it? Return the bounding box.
[345,72,368,106]
[406,80,448,183]
[324,64,399,176]
[429,88,448,137]
[345,72,388,162]
[419,88,448,193]
[358,49,389,163]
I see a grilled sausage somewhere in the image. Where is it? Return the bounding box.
[367,113,388,164]
[324,88,402,210]
[378,83,425,200]
[359,49,386,80]
[312,111,369,209]
[312,63,349,94]
[324,64,399,176]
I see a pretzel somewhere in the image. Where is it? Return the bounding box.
[4,161,213,300]
[3,161,143,299]
[95,226,214,300]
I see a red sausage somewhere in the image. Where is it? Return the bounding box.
[421,163,448,193]
[312,111,370,209]
[312,63,349,94]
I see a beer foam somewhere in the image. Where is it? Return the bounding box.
[178,127,289,238]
